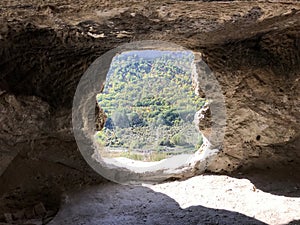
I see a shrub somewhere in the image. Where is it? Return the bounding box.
[170,133,188,146]
[159,138,174,147]
[149,152,168,161]
[195,134,203,150]
[111,110,130,128]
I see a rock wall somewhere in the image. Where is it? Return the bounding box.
[0,0,299,222]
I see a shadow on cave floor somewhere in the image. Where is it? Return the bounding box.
[226,137,300,198]
[49,183,266,225]
[286,220,300,225]
[228,162,300,198]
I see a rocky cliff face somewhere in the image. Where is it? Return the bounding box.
[0,0,299,222]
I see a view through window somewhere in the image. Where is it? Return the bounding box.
[94,50,205,162]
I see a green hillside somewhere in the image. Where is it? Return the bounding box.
[95,50,205,161]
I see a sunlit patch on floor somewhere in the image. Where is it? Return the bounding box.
[50,175,300,225]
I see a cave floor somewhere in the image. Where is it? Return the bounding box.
[49,173,300,225]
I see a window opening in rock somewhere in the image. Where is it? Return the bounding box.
[94,50,205,164]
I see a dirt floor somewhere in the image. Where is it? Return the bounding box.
[49,171,300,225]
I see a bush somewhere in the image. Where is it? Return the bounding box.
[129,140,144,150]
[128,112,146,127]
[120,152,144,161]
[161,109,180,126]
[159,138,174,147]
[170,133,188,146]
[111,110,130,128]
[195,134,203,150]
[104,117,115,130]
[149,152,168,161]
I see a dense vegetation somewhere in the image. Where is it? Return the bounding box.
[95,50,205,161]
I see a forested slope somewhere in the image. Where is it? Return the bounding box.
[95,50,205,161]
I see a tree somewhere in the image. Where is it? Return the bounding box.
[104,117,115,130]
[128,112,146,127]
[111,110,130,128]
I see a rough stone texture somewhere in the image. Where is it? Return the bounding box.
[48,180,268,225]
[0,0,299,223]
[48,174,300,225]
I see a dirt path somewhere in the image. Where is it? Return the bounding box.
[49,174,300,225]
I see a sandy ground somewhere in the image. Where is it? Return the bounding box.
[49,174,300,225]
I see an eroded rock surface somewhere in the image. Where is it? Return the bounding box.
[0,0,299,223]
